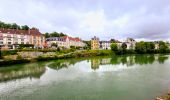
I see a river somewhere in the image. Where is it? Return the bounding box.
[0,54,170,100]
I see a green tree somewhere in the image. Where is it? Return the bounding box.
[21,25,29,30]
[121,42,127,51]
[159,41,168,53]
[111,43,118,51]
[135,41,147,53]
[45,32,50,38]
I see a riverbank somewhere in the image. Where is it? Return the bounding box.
[1,49,170,66]
[0,50,113,66]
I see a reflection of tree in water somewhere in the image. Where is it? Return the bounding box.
[158,55,169,64]
[121,56,127,65]
[0,62,46,82]
[111,54,169,66]
[49,61,70,70]
[135,55,155,65]
[48,59,82,70]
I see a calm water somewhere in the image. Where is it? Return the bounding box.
[0,54,170,100]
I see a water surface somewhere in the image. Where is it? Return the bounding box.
[0,54,170,100]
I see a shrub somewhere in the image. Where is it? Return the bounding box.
[1,50,18,56]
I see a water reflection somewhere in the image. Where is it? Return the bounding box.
[0,62,46,82]
[48,54,169,71]
[0,54,169,82]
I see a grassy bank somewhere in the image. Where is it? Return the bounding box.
[37,50,114,61]
[0,50,114,66]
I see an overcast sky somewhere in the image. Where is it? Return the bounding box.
[0,0,170,41]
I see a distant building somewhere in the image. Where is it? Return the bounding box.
[91,36,99,50]
[154,41,159,50]
[0,28,45,49]
[124,38,136,50]
[99,41,111,50]
[46,36,85,48]
[115,41,123,49]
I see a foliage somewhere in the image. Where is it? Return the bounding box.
[111,43,118,51]
[18,44,34,49]
[121,42,127,51]
[135,41,155,53]
[159,41,168,53]
[83,41,91,49]
[1,50,18,56]
[45,32,67,38]
[0,21,33,30]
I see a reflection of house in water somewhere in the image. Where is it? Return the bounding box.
[91,59,100,70]
[100,58,111,65]
[91,58,111,70]
[0,63,46,82]
[126,56,136,66]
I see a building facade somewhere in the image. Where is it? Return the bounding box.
[91,36,99,50]
[124,38,136,50]
[46,36,86,48]
[99,41,111,50]
[0,28,45,49]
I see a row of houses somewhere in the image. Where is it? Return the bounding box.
[91,36,136,50]
[0,28,167,50]
[0,28,45,49]
[46,36,86,49]
[0,28,86,50]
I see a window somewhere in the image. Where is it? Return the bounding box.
[8,38,11,41]
[21,42,24,44]
[8,42,11,44]
[21,39,24,41]
[0,42,3,44]
[7,35,11,38]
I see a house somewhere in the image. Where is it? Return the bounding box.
[99,41,111,50]
[91,36,100,50]
[124,38,136,50]
[0,28,45,49]
[46,36,86,49]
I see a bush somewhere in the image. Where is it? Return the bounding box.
[1,50,18,56]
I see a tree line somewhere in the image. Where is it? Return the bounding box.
[0,21,68,38]
[44,32,67,38]
[0,21,35,30]
[111,41,170,54]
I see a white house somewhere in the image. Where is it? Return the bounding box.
[46,36,86,49]
[99,41,111,50]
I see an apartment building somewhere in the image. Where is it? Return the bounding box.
[0,28,45,49]
[91,36,100,50]
[46,36,86,48]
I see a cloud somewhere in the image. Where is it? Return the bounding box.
[0,0,170,41]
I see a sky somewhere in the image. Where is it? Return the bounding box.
[0,0,170,41]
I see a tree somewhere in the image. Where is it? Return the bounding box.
[45,32,50,38]
[83,41,91,49]
[121,42,127,51]
[111,43,118,51]
[135,41,147,53]
[11,23,20,29]
[21,25,29,30]
[159,41,168,53]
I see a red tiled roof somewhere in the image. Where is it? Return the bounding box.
[0,28,43,36]
[62,36,81,42]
